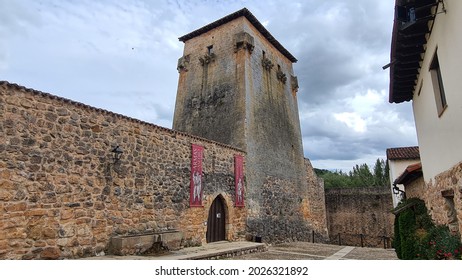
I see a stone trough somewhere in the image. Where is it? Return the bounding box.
[109,230,183,256]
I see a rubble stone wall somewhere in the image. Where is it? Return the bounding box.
[0,82,246,259]
[325,186,394,248]
[422,161,462,236]
[399,161,462,239]
[304,159,329,241]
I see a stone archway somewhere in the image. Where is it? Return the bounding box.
[206,195,227,243]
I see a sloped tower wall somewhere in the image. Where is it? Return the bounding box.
[173,9,328,243]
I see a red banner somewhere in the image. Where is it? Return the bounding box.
[234,155,245,207]
[190,144,204,207]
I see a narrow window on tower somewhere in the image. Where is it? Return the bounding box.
[200,45,215,66]
[429,49,447,117]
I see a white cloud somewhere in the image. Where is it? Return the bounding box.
[1,0,418,172]
[348,89,384,114]
[334,112,367,133]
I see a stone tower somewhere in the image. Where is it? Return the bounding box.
[174,8,326,243]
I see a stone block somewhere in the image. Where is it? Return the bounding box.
[27,226,42,240]
[59,224,75,238]
[0,240,8,250]
[60,209,74,220]
[160,230,183,250]
[0,180,14,191]
[40,247,61,260]
[27,209,48,216]
[5,202,27,212]
[42,227,57,239]
[34,241,47,247]
[110,233,161,256]
[0,190,12,201]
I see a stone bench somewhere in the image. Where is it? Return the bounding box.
[109,230,183,256]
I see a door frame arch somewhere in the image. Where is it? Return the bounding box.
[206,194,230,243]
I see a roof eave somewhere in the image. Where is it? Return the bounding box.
[388,0,438,104]
[394,162,423,185]
[178,8,297,63]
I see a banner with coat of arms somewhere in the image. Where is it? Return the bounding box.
[190,144,204,207]
[234,154,245,207]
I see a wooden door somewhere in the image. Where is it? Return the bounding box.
[206,196,226,243]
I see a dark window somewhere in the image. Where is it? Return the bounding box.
[207,45,213,55]
[429,50,447,117]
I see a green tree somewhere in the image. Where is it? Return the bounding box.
[315,158,390,189]
[350,163,374,187]
[373,158,389,187]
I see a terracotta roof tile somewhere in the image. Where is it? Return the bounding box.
[386,146,420,160]
[394,162,423,185]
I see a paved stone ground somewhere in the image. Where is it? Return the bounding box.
[83,241,398,260]
[229,242,398,260]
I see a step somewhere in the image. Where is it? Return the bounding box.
[163,241,268,260]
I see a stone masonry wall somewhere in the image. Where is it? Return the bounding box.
[173,15,327,244]
[304,159,329,241]
[325,187,394,248]
[422,161,462,237]
[403,176,425,201]
[174,17,245,150]
[402,161,462,239]
[0,82,247,259]
[239,17,319,244]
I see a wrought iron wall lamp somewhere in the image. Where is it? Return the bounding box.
[111,145,123,162]
[392,184,406,199]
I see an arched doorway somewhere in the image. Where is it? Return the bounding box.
[206,196,226,243]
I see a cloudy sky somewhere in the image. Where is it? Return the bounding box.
[1,0,418,171]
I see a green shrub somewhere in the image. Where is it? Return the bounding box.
[418,226,462,260]
[392,198,462,260]
[398,208,417,259]
[393,216,402,259]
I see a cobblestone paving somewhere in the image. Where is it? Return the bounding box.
[230,242,398,260]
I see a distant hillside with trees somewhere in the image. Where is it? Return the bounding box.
[315,158,389,188]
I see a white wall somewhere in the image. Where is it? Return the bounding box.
[412,0,462,182]
[388,159,420,207]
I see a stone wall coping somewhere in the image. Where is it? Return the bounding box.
[325,186,391,195]
[1,80,246,154]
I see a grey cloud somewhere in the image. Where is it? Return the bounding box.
[1,0,417,172]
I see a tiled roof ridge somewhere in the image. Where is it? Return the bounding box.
[386,146,420,160]
[178,7,297,63]
[0,80,245,153]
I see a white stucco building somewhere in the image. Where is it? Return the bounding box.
[386,146,420,207]
[388,0,461,236]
